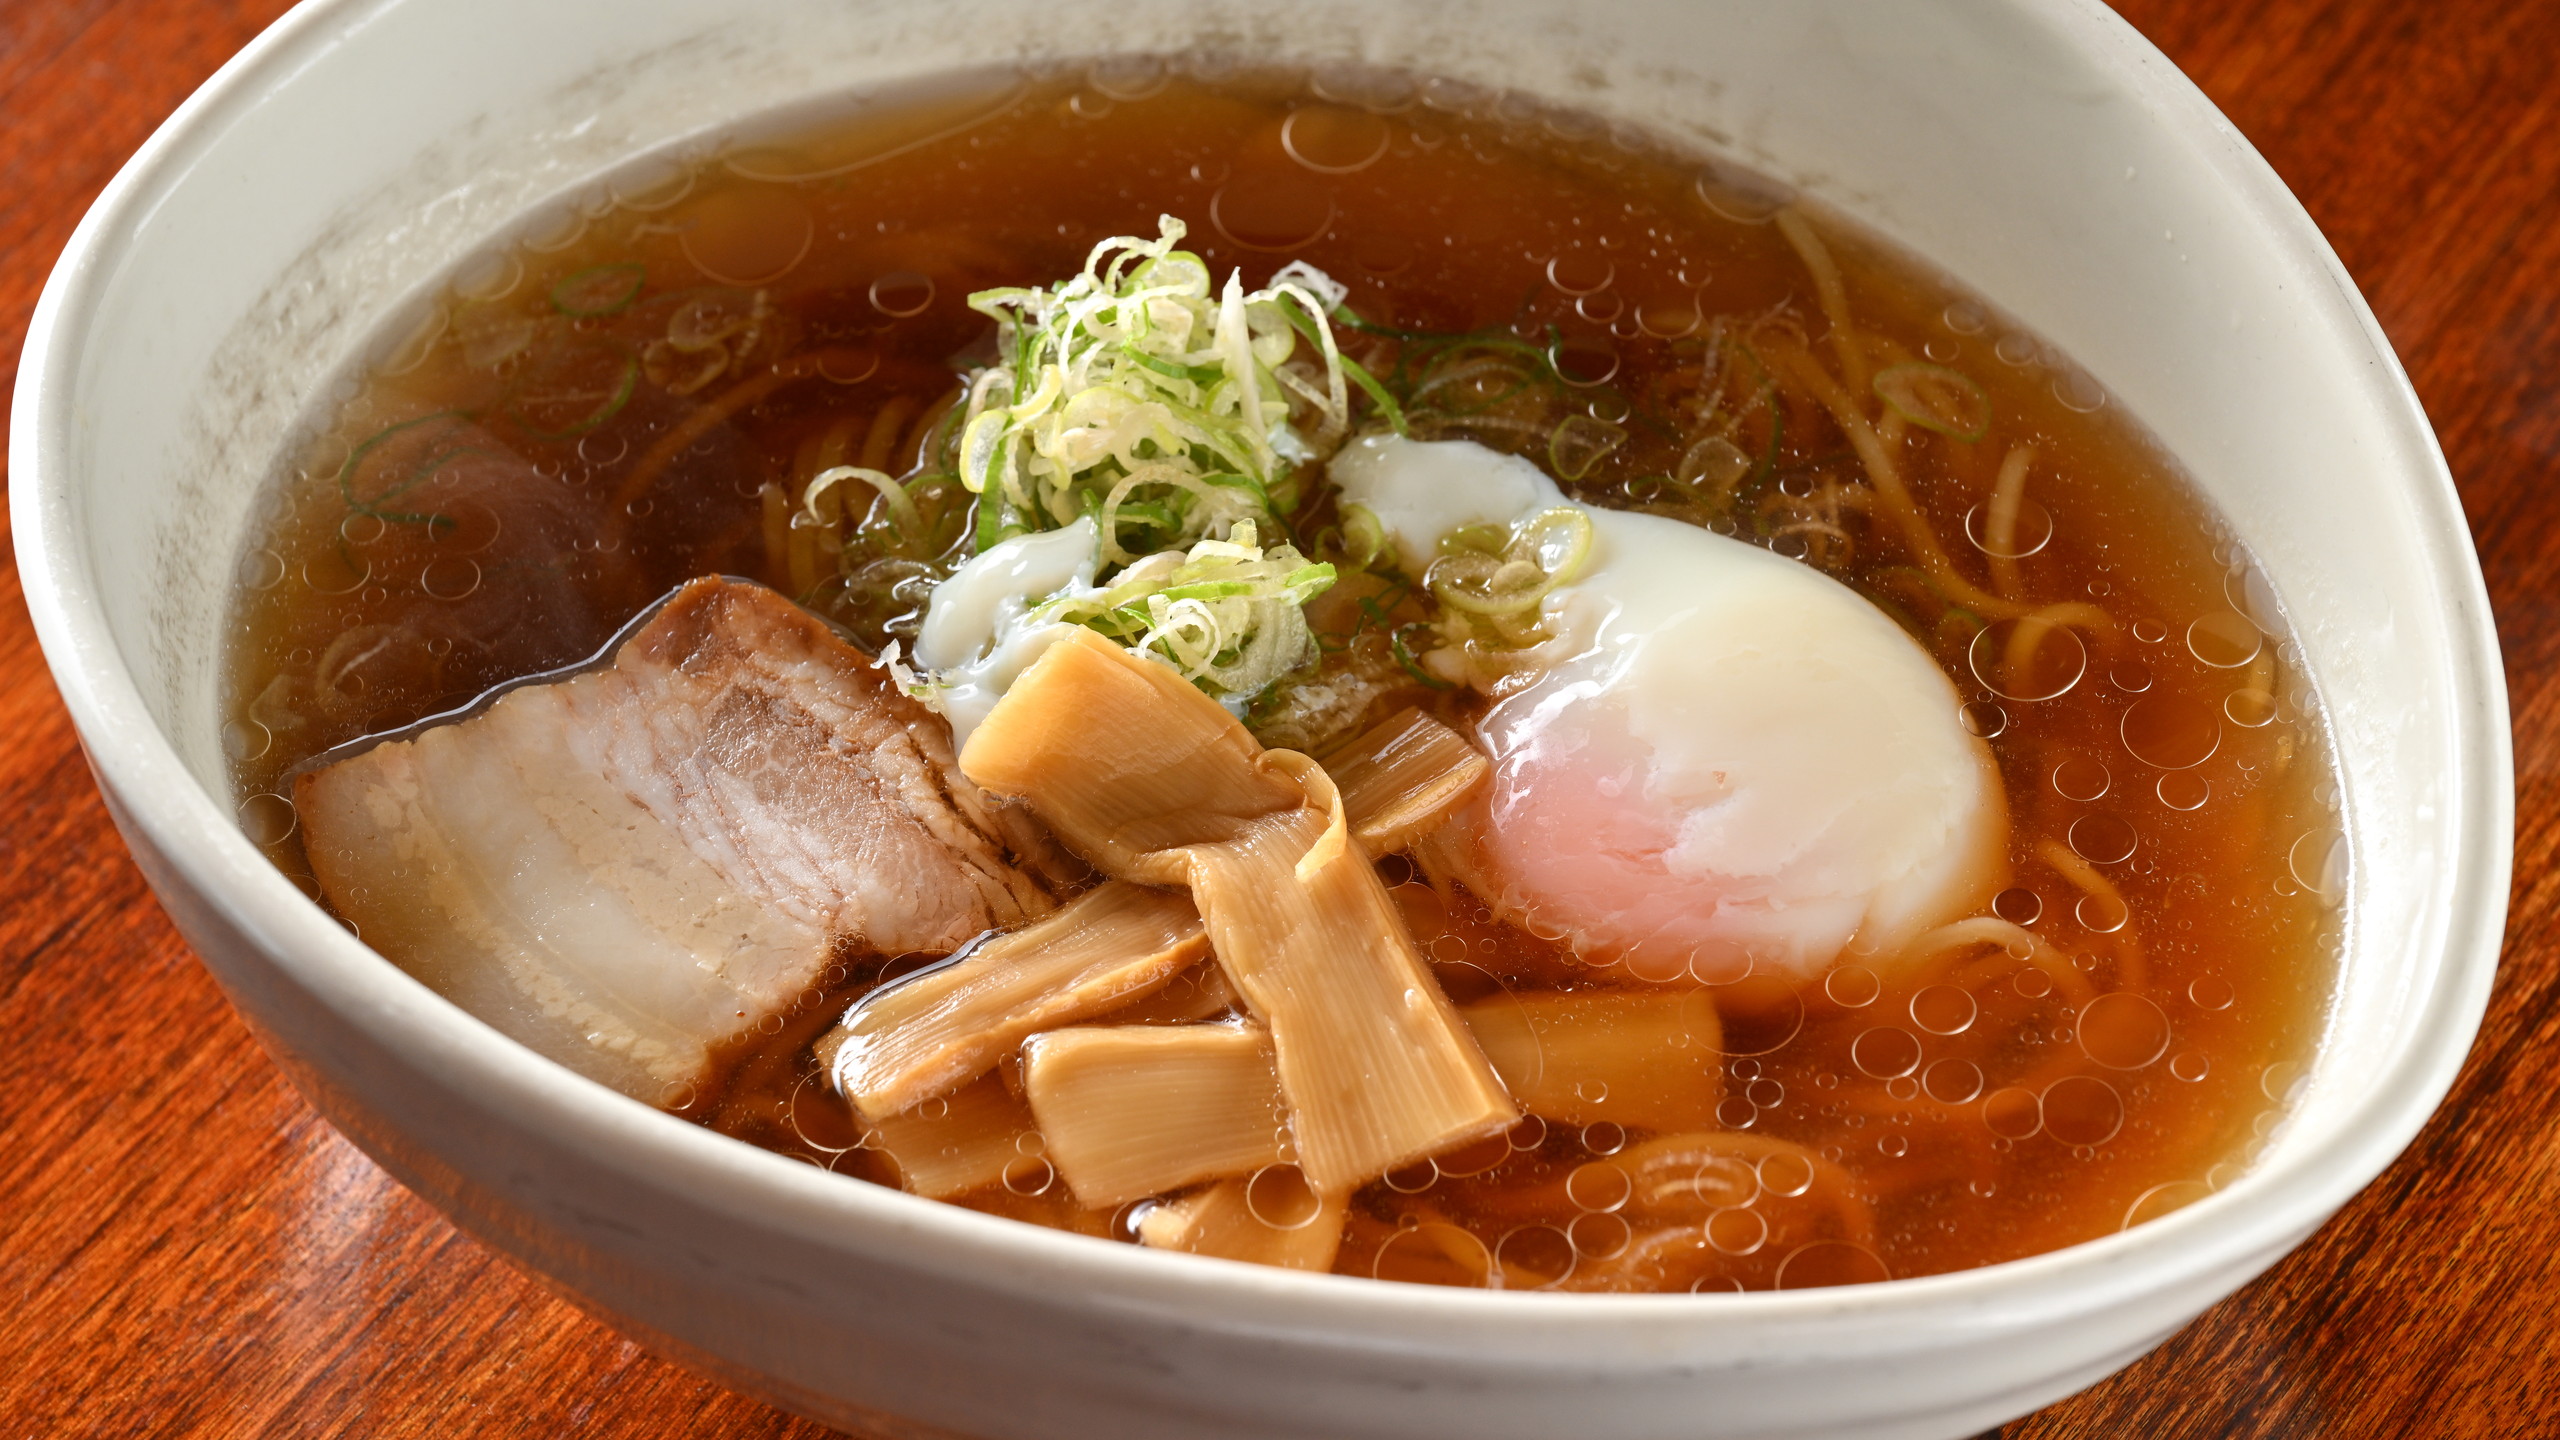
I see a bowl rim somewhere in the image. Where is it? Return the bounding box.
[7,0,2513,1343]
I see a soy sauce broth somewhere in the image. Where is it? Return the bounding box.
[227,59,2339,1291]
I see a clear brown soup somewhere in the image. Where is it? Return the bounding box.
[228,61,2337,1292]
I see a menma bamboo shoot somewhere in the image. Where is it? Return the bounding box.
[962,630,1515,1195]
[1023,1022,1286,1208]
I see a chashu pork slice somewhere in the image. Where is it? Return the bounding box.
[295,576,1068,1100]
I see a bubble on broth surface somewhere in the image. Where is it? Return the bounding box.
[680,188,813,285]
[2119,691,2222,768]
[1970,619,2086,702]
[2168,1052,2211,1083]
[1087,55,1169,101]
[1547,333,1620,387]
[302,552,371,597]
[1983,1087,2042,1139]
[2068,813,2138,866]
[1382,1159,1439,1194]
[1635,295,1702,338]
[2051,368,2109,414]
[2187,976,2236,1011]
[420,558,482,602]
[1545,251,1616,296]
[2261,1061,2307,1105]
[519,208,588,253]
[1823,965,1881,1008]
[2225,689,2279,728]
[1568,1211,1632,1261]
[1495,1225,1577,1287]
[2052,756,2112,802]
[1922,1058,1985,1105]
[1705,1207,1769,1256]
[2078,992,2171,1070]
[2040,1076,2124,1147]
[1776,1241,1890,1289]
[238,548,288,591]
[1575,291,1625,324]
[222,719,273,763]
[2225,557,2286,634]
[1282,106,1392,173]
[869,271,936,318]
[1210,172,1335,250]
[1690,1154,1757,1205]
[2187,611,2264,669]
[1566,1162,1633,1213]
[1992,886,2043,926]
[2289,830,2347,898]
[2157,771,2210,811]
[1941,300,1990,335]
[1910,985,1977,1036]
[1850,1027,1922,1080]
[2122,1180,2211,1229]
[1373,1223,1493,1287]
[1001,1155,1056,1196]
[240,793,297,845]
[1694,157,1793,223]
[1964,499,2053,559]
[1245,1165,1325,1229]
[2075,891,2131,934]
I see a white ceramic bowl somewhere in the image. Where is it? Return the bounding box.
[12,2,2510,1436]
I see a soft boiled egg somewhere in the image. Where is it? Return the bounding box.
[1330,433,2006,983]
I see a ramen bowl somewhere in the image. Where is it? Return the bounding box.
[10,1,2508,1436]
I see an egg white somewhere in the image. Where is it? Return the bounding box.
[1334,433,2006,981]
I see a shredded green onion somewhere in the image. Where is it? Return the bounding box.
[805,465,924,545]
[1035,520,1336,706]
[1547,414,1626,481]
[1425,506,1592,618]
[956,215,1358,562]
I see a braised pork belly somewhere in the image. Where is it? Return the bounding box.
[295,577,1069,1098]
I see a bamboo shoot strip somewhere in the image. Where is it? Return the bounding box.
[1460,990,1724,1133]
[1023,1023,1287,1208]
[829,708,1480,1120]
[834,881,1208,1120]
[1136,1170,1348,1273]
[961,630,1302,877]
[963,630,1516,1195]
[1323,706,1492,855]
[866,1073,1041,1199]
[1092,960,1238,1026]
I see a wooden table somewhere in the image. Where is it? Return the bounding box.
[2,2,2551,1434]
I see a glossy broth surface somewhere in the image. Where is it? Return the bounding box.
[228,62,2339,1292]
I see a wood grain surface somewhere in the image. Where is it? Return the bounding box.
[1,2,2550,1435]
